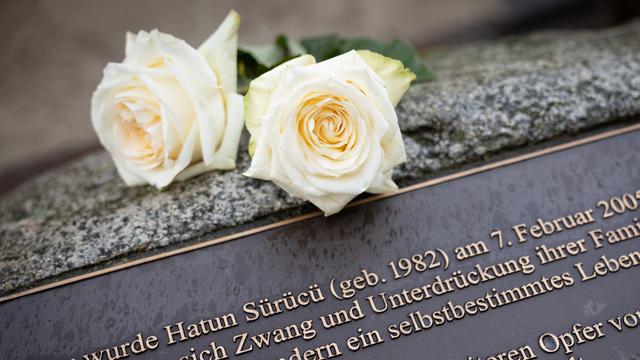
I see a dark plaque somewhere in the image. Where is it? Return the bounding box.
[1,126,639,359]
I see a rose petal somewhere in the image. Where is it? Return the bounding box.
[306,193,357,216]
[198,10,241,94]
[356,50,416,106]
[244,55,316,156]
[210,93,244,169]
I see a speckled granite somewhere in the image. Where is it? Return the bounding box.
[2,21,640,296]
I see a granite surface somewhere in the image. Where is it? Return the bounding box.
[2,21,640,296]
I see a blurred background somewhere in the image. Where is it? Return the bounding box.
[1,0,639,194]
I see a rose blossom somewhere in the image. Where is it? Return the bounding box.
[244,50,415,215]
[91,11,243,188]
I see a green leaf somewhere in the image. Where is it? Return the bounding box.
[300,34,345,61]
[237,49,268,94]
[237,34,434,93]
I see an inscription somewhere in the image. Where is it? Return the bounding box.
[69,186,640,360]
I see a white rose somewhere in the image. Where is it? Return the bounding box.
[91,11,244,189]
[244,50,415,215]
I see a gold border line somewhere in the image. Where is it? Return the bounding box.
[2,122,639,304]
